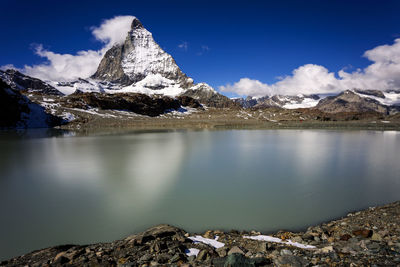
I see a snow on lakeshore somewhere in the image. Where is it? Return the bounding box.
[163,107,198,117]
[185,248,200,257]
[61,112,76,122]
[188,235,225,249]
[243,235,316,249]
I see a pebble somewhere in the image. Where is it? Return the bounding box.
[228,246,244,255]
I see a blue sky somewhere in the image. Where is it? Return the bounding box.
[1,0,400,96]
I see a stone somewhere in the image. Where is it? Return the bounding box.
[203,230,214,239]
[53,252,69,264]
[279,232,292,240]
[371,233,382,241]
[366,242,381,251]
[274,255,309,267]
[228,246,244,255]
[155,253,171,264]
[352,229,373,238]
[320,246,334,253]
[139,254,152,262]
[291,236,303,243]
[169,253,185,263]
[280,249,293,256]
[321,233,328,240]
[256,242,268,252]
[187,255,196,262]
[245,251,252,257]
[216,247,228,257]
[196,250,210,261]
[221,254,249,267]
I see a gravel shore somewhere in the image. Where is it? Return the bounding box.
[2,201,399,266]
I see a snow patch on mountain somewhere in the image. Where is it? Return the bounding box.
[190,83,216,93]
[117,80,185,97]
[282,97,321,109]
[49,75,217,98]
[353,90,400,106]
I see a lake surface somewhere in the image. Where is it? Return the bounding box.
[1,129,399,260]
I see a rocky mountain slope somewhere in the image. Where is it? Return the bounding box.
[0,69,63,96]
[0,80,63,128]
[62,91,202,117]
[316,90,400,114]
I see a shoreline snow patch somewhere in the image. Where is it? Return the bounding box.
[188,235,225,249]
[244,235,316,249]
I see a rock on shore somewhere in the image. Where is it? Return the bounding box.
[1,201,399,266]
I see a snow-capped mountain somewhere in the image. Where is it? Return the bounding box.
[44,17,234,107]
[233,89,400,113]
[92,18,192,88]
[233,94,321,109]
[316,89,400,114]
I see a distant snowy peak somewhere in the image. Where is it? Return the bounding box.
[352,89,400,106]
[234,89,400,111]
[234,94,321,109]
[316,90,391,113]
[92,17,192,88]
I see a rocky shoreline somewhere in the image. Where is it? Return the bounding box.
[2,201,399,266]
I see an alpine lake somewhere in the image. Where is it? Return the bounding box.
[1,128,399,260]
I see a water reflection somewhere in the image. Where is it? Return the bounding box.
[0,130,399,260]
[0,128,75,139]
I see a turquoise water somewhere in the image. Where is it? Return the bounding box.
[0,129,399,260]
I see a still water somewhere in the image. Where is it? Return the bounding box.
[0,129,399,260]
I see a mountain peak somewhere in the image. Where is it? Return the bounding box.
[131,17,143,30]
[92,16,191,87]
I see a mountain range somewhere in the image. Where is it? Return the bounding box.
[1,17,399,128]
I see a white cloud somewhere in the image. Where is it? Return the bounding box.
[0,64,17,71]
[91,16,135,49]
[23,45,104,81]
[220,38,400,97]
[178,41,188,51]
[12,15,135,81]
[220,78,273,97]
